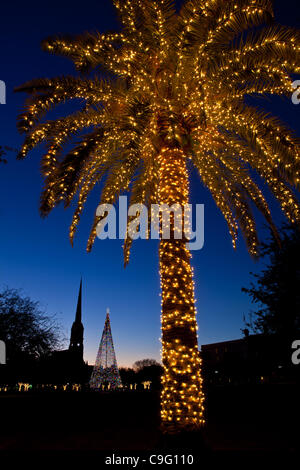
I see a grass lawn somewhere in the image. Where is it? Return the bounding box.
[0,384,298,458]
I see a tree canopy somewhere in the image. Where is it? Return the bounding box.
[242,225,300,338]
[133,358,161,371]
[0,288,62,362]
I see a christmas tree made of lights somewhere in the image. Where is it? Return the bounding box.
[90,309,122,390]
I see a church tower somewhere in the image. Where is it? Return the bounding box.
[69,279,84,361]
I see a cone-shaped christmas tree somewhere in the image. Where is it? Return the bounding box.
[90,309,122,390]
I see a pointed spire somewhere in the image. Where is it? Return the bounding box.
[75,278,82,323]
[106,307,110,321]
[69,278,84,358]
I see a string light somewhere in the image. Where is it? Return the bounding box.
[159,148,205,431]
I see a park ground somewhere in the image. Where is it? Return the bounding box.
[0,383,298,463]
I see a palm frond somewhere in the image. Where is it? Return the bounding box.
[16,0,300,260]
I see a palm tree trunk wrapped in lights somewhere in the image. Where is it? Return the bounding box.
[16,0,300,433]
[159,148,204,431]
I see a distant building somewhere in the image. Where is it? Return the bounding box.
[201,334,299,386]
[47,279,88,385]
[68,278,84,362]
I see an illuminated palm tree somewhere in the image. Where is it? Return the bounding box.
[16,0,300,433]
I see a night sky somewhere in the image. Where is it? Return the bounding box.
[0,0,299,367]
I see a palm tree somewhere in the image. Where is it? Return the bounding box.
[16,0,300,433]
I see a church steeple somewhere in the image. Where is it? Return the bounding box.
[69,279,84,359]
[75,278,82,323]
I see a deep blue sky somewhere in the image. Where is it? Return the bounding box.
[0,0,299,367]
